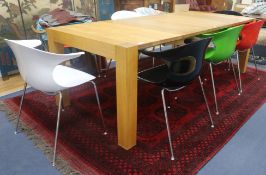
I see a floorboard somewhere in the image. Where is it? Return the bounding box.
[0,74,25,97]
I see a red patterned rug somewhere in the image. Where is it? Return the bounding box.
[3,61,266,175]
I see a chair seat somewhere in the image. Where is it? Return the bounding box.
[138,65,185,89]
[53,65,95,88]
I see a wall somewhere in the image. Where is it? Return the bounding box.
[0,0,96,77]
[0,0,96,46]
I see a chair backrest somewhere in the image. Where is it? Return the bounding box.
[134,7,161,16]
[141,38,211,85]
[5,39,84,92]
[237,20,264,51]
[200,25,243,63]
[214,10,243,16]
[111,10,141,20]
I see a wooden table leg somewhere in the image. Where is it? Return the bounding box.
[239,49,251,73]
[115,46,138,150]
[47,36,70,107]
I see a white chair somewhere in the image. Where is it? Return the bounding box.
[5,39,107,166]
[111,10,141,20]
[110,10,164,72]
[98,11,142,76]
[134,7,162,16]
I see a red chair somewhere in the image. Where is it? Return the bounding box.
[236,20,264,93]
[237,20,264,51]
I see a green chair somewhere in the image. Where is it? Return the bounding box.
[199,25,243,115]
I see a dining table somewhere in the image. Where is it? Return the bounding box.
[47,11,253,150]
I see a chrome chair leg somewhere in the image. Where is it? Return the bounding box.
[94,55,113,78]
[209,63,219,115]
[251,47,260,80]
[152,46,155,67]
[94,55,101,77]
[15,83,27,134]
[161,89,175,161]
[198,76,214,128]
[152,58,155,67]
[105,59,113,78]
[91,81,107,135]
[152,45,162,67]
[236,51,243,95]
[138,52,142,71]
[138,52,141,60]
[227,59,231,71]
[61,94,65,112]
[52,91,63,166]
[230,56,240,94]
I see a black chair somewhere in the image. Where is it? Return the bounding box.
[214,10,243,16]
[138,38,214,161]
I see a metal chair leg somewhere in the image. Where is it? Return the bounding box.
[94,55,101,77]
[91,81,107,135]
[15,83,27,134]
[236,51,243,95]
[251,47,260,80]
[61,94,65,112]
[94,55,113,78]
[227,58,231,71]
[209,63,219,115]
[52,91,63,166]
[230,56,240,94]
[152,57,155,67]
[152,45,162,67]
[105,59,113,78]
[161,89,175,161]
[198,76,214,128]
[152,46,155,67]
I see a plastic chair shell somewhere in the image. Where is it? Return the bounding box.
[111,10,142,20]
[199,25,243,63]
[5,39,88,93]
[237,20,264,51]
[139,38,211,88]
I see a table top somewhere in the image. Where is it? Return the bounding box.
[47,11,253,58]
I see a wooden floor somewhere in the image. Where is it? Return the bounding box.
[0,74,25,97]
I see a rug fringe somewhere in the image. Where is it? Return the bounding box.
[0,101,81,175]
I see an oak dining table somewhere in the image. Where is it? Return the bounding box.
[47,11,253,150]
